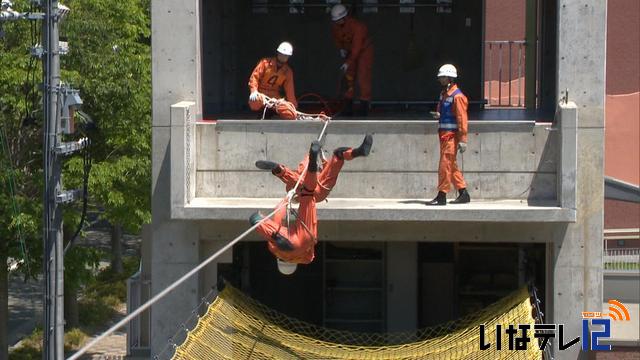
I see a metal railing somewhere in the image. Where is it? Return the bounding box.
[127,264,151,356]
[484,40,526,107]
[603,248,640,271]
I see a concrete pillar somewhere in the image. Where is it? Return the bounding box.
[150,221,199,358]
[200,240,233,298]
[552,99,605,358]
[552,0,607,351]
[386,242,418,332]
[150,0,203,356]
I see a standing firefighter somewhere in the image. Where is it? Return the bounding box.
[330,4,374,117]
[426,64,471,205]
[248,42,298,120]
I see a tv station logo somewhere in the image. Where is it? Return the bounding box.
[479,299,631,352]
[581,299,631,351]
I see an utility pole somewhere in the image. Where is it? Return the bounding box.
[42,0,64,358]
[2,1,81,358]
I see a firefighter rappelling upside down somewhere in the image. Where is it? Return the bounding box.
[250,135,373,274]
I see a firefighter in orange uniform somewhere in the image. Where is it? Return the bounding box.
[251,135,373,275]
[330,4,374,117]
[255,134,373,202]
[250,141,323,275]
[248,42,298,120]
[426,64,471,205]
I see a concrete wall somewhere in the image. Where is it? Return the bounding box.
[603,271,640,304]
[549,0,607,358]
[150,0,202,356]
[195,120,557,200]
[149,0,606,358]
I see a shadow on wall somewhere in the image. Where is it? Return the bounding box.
[528,126,558,206]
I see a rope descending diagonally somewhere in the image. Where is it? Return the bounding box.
[173,284,542,360]
[67,109,332,360]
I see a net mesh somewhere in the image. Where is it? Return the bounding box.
[173,284,541,359]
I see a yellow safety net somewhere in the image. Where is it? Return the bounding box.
[174,285,541,360]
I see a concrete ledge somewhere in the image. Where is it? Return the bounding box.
[175,198,577,222]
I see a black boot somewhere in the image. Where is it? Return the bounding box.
[249,211,265,225]
[426,191,447,206]
[449,188,470,204]
[255,160,282,174]
[352,134,373,158]
[308,141,321,172]
[342,99,354,116]
[334,134,373,160]
[333,147,349,160]
[358,100,370,117]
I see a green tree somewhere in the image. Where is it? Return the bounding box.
[1,0,151,347]
[60,0,151,322]
[0,2,43,356]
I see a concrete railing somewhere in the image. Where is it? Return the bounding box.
[170,102,197,219]
[556,102,577,210]
[194,120,558,200]
[604,248,640,271]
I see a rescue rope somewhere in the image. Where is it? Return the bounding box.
[297,92,333,116]
[67,108,332,360]
[261,94,331,121]
[282,114,330,236]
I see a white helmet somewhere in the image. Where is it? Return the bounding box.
[277,42,293,56]
[437,64,457,78]
[331,4,348,21]
[277,259,297,275]
[1,0,13,10]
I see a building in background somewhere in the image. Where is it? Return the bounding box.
[129,1,637,359]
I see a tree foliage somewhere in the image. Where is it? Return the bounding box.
[1,0,151,342]
[62,0,152,234]
[0,0,44,278]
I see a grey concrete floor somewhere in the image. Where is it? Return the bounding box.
[8,274,42,347]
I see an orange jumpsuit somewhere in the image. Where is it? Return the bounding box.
[248,57,298,120]
[436,84,468,193]
[273,148,356,202]
[256,169,318,264]
[332,17,374,101]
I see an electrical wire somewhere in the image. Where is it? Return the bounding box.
[63,137,91,254]
[0,124,31,273]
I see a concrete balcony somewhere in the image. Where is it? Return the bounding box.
[168,101,577,223]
